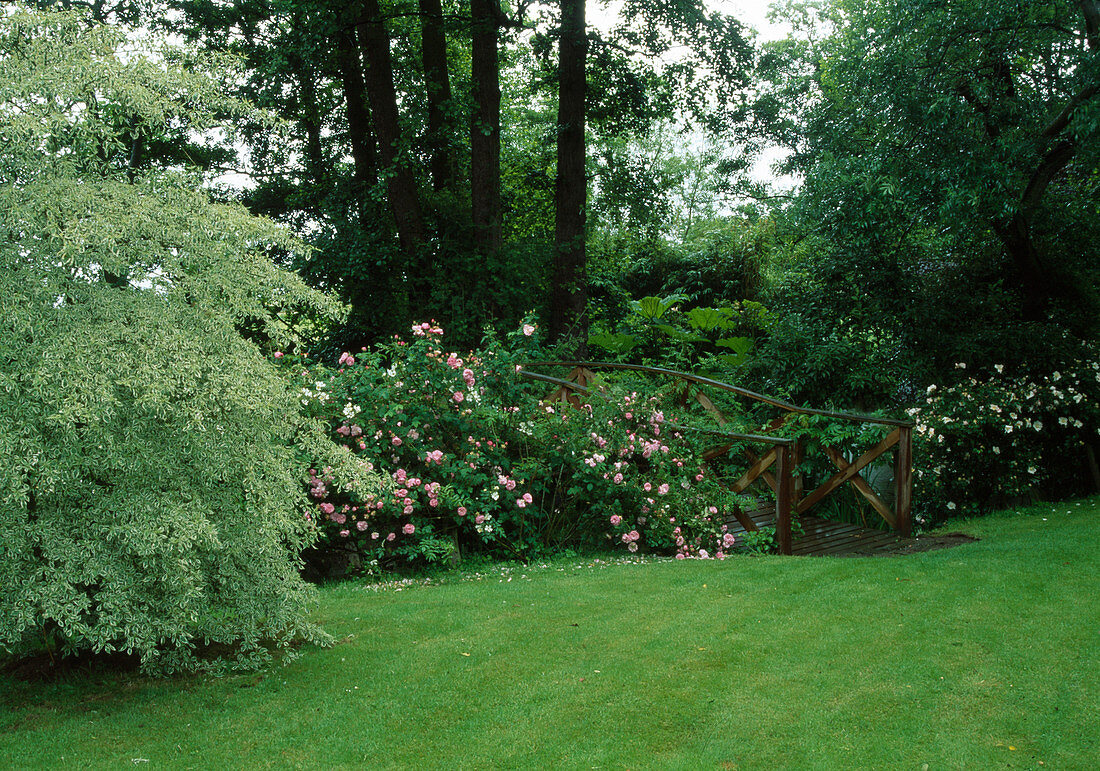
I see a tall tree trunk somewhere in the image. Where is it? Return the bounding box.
[291,53,326,189]
[358,0,426,257]
[335,18,378,214]
[419,0,456,191]
[551,0,588,354]
[470,0,502,255]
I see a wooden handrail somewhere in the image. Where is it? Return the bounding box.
[521,361,915,428]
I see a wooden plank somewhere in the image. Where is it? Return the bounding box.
[730,447,778,493]
[793,530,876,552]
[695,390,729,426]
[797,524,866,541]
[743,449,778,492]
[729,505,760,533]
[702,443,733,462]
[895,426,913,537]
[823,446,896,529]
[792,516,865,537]
[795,429,901,514]
[803,535,900,557]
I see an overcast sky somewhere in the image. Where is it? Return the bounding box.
[712,0,790,42]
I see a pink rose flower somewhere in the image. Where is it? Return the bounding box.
[403,523,415,535]
[387,532,396,541]
[523,324,535,336]
[453,391,464,403]
[273,351,283,358]
[457,506,467,517]
[610,514,622,526]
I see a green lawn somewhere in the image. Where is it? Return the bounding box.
[2,499,1098,769]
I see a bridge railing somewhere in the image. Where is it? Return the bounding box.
[520,361,914,554]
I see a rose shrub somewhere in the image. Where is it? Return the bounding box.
[283,322,752,570]
[284,321,542,569]
[518,388,747,559]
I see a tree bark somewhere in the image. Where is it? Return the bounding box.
[551,0,588,354]
[358,0,426,256]
[470,0,502,256]
[291,52,326,189]
[419,0,457,191]
[335,19,378,212]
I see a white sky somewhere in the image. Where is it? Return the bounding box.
[711,0,791,42]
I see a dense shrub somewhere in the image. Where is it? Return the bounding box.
[292,323,750,568]
[910,356,1100,525]
[0,8,376,673]
[520,387,747,559]
[288,321,542,569]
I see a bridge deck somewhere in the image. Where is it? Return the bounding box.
[726,504,905,557]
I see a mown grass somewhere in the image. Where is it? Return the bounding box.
[2,498,1098,769]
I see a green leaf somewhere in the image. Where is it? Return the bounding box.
[655,324,709,343]
[716,337,754,355]
[685,306,734,332]
[588,330,639,353]
[629,293,688,320]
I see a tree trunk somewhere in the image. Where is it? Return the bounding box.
[358,0,426,257]
[419,0,456,191]
[470,0,502,256]
[335,18,378,211]
[291,53,326,189]
[551,0,588,354]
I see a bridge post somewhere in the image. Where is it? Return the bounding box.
[895,426,913,537]
[775,443,794,555]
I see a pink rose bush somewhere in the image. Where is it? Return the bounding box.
[284,320,546,567]
[522,389,747,559]
[281,318,750,571]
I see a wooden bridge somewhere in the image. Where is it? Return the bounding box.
[521,362,914,556]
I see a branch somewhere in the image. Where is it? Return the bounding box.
[1041,82,1099,138]
[1021,139,1076,210]
[493,0,534,31]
